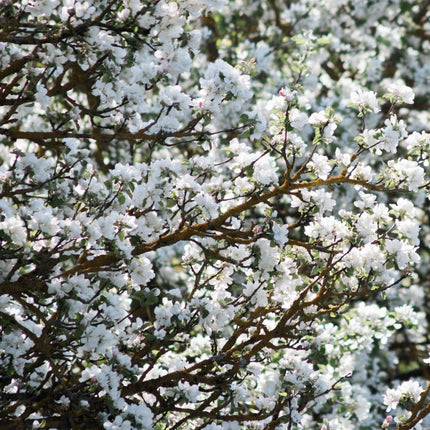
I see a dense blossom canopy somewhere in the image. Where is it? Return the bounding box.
[1,0,430,429]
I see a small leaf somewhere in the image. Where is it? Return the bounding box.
[118,193,126,205]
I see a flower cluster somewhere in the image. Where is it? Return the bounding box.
[1,0,430,429]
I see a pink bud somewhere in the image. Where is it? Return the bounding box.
[252,225,263,234]
[321,425,328,430]
[382,415,393,428]
[91,376,97,383]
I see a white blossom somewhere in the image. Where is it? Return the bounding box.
[386,82,415,104]
[2,2,430,429]
[351,89,380,113]
[384,381,424,412]
[307,153,331,180]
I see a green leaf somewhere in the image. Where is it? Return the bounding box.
[291,35,306,45]
[118,229,125,241]
[118,193,126,205]
[325,105,335,118]
[316,37,330,46]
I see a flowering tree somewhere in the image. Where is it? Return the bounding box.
[1,0,430,429]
